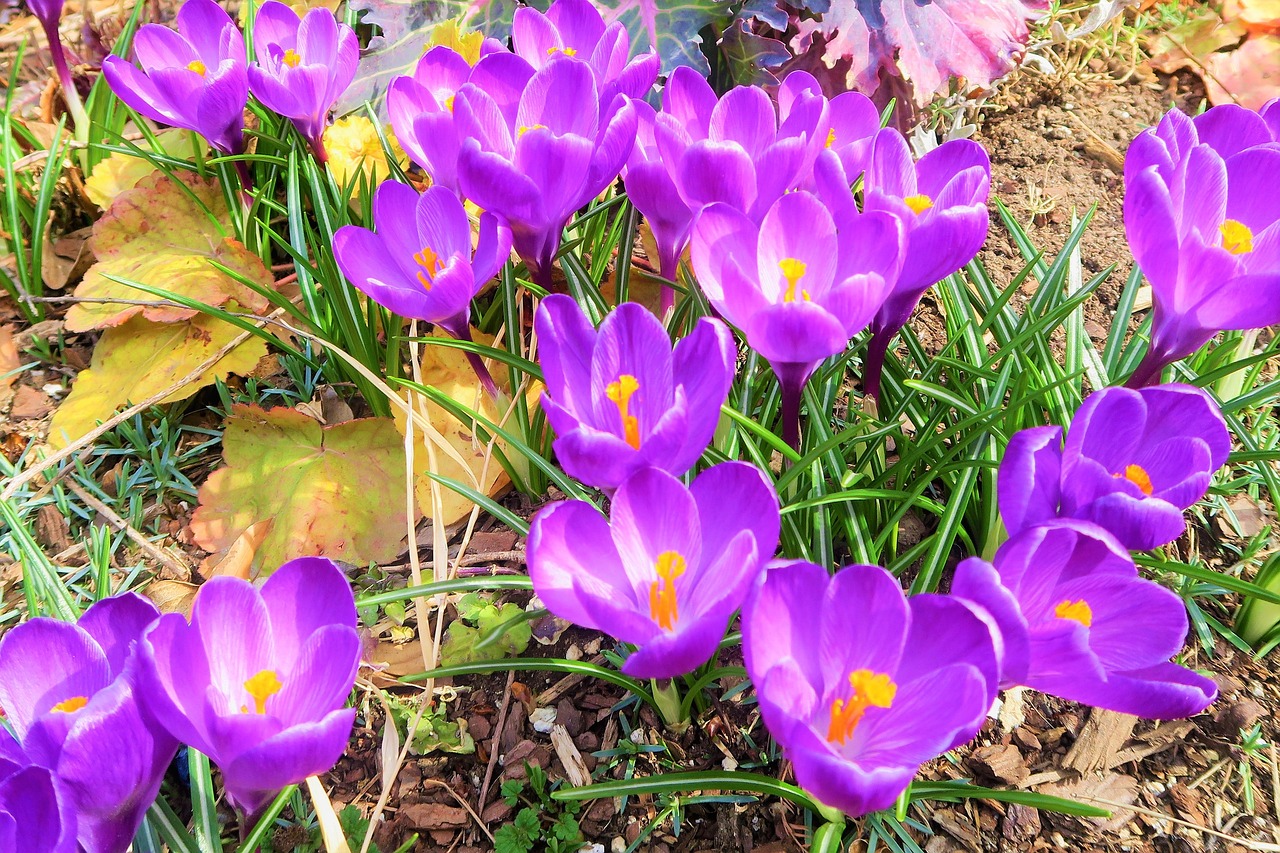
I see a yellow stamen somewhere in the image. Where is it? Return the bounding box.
[547,46,577,56]
[647,551,687,631]
[826,669,897,745]
[605,374,641,449]
[517,123,548,138]
[1054,599,1093,628]
[243,669,282,715]
[904,194,934,215]
[1220,219,1253,255]
[1113,463,1153,496]
[443,94,456,113]
[52,696,88,713]
[187,59,207,77]
[779,257,810,303]
[825,127,837,148]
[413,246,444,290]
[282,48,302,68]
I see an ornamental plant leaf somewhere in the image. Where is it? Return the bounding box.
[791,0,1048,105]
[46,311,267,449]
[83,129,205,209]
[594,0,735,75]
[67,171,273,331]
[190,404,409,574]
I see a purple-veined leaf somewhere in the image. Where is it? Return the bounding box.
[595,0,734,75]
[721,18,789,85]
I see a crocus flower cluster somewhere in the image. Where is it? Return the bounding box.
[1124,102,1280,387]
[0,557,361,847]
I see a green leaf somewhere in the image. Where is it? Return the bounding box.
[594,0,734,75]
[493,822,533,853]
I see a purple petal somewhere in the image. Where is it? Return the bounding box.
[785,724,918,818]
[137,613,211,747]
[535,294,598,421]
[951,557,1030,686]
[854,661,990,766]
[819,565,909,696]
[189,577,276,711]
[1035,662,1217,719]
[998,425,1064,536]
[272,625,360,726]
[76,592,160,677]
[252,1,299,58]
[260,556,356,671]
[590,302,674,437]
[0,621,109,739]
[670,318,736,462]
[220,708,356,815]
[620,603,732,680]
[551,428,643,491]
[609,467,703,578]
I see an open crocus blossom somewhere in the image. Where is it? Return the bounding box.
[535,295,736,491]
[136,557,361,819]
[247,2,358,161]
[510,0,658,104]
[853,129,991,401]
[1124,105,1280,386]
[528,463,780,679]
[691,190,902,448]
[999,384,1230,551]
[953,520,1217,718]
[454,54,636,290]
[388,44,526,193]
[0,594,177,853]
[333,181,512,398]
[743,562,997,817]
[0,732,77,853]
[102,0,249,165]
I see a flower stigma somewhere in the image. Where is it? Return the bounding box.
[52,696,89,713]
[242,670,283,715]
[414,246,444,290]
[779,257,810,303]
[1054,599,1093,627]
[547,46,577,56]
[648,551,687,631]
[904,194,934,215]
[517,123,548,138]
[187,60,207,76]
[1113,463,1153,496]
[825,127,837,148]
[282,48,302,68]
[826,669,897,745]
[605,374,641,448]
[1220,220,1253,255]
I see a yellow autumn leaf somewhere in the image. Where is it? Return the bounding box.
[190,404,409,574]
[83,129,206,209]
[67,172,273,332]
[47,311,267,448]
[427,17,487,66]
[323,115,408,200]
[395,329,538,526]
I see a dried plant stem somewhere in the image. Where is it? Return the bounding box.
[62,477,192,581]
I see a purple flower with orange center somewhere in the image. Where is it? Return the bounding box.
[0,594,178,853]
[453,54,637,290]
[952,520,1218,718]
[333,180,512,398]
[999,383,1230,551]
[0,731,77,853]
[742,562,997,817]
[247,2,358,161]
[527,462,780,679]
[135,557,361,819]
[690,190,902,448]
[535,294,736,491]
[511,0,658,104]
[1123,105,1280,387]
[102,0,249,170]
[852,128,991,401]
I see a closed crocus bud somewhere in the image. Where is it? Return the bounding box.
[528,463,780,679]
[743,562,998,818]
[691,190,902,448]
[952,520,1218,719]
[1124,104,1280,387]
[998,383,1230,551]
[102,0,249,159]
[0,594,176,853]
[136,557,362,819]
[0,729,78,853]
[248,2,358,161]
[535,295,736,491]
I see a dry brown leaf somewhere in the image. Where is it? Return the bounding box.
[40,225,93,291]
[144,579,198,616]
[0,326,19,389]
[1146,9,1246,75]
[1205,34,1280,108]
[1224,0,1280,33]
[199,518,275,580]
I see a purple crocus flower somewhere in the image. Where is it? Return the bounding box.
[1124,105,1280,387]
[333,181,512,398]
[136,557,361,819]
[528,462,780,679]
[535,294,736,491]
[999,383,1230,551]
[743,561,997,817]
[853,129,991,401]
[453,54,637,290]
[0,731,77,853]
[247,2,358,161]
[27,0,89,131]
[102,0,249,165]
[0,594,178,853]
[690,190,901,448]
[388,45,530,194]
[953,520,1217,718]
[510,0,658,104]
[623,100,693,313]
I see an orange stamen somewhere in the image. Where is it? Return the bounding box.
[52,696,88,713]
[1114,463,1153,496]
[413,246,444,290]
[282,48,302,68]
[187,59,207,76]
[1054,599,1093,628]
[779,257,810,303]
[1220,219,1253,255]
[243,670,282,715]
[826,670,897,745]
[605,374,641,449]
[647,551,686,630]
[904,194,934,214]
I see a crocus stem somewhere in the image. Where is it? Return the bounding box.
[234,160,254,195]
[863,329,891,404]
[310,134,329,165]
[650,678,687,731]
[658,256,678,317]
[1125,348,1170,389]
[40,21,90,138]
[449,323,506,406]
[779,376,803,451]
[811,818,848,853]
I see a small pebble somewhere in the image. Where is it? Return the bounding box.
[721,756,738,772]
[611,839,626,853]
[530,707,557,734]
[565,643,582,661]
[1049,126,1072,139]
[578,845,603,853]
